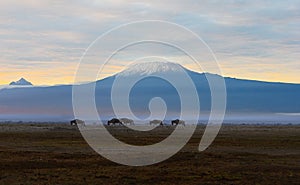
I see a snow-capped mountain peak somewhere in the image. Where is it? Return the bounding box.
[9,78,33,86]
[118,61,186,77]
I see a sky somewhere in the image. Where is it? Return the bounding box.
[0,0,299,85]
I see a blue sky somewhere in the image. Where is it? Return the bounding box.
[0,0,299,85]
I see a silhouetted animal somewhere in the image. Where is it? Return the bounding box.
[107,118,123,126]
[150,120,163,126]
[171,119,185,126]
[70,119,85,126]
[120,118,134,125]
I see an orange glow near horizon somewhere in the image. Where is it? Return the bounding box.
[1,62,300,86]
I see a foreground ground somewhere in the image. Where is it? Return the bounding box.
[0,123,299,185]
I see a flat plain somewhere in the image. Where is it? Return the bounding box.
[0,123,299,185]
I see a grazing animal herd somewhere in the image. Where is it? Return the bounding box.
[70,118,185,126]
[107,118,135,126]
[106,118,185,126]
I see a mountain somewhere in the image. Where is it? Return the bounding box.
[0,62,299,121]
[9,78,33,86]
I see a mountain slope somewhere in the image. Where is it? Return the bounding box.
[9,78,33,86]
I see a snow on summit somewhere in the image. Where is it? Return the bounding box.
[118,62,186,76]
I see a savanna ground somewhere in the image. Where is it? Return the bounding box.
[0,123,299,185]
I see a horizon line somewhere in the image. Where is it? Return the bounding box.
[1,71,300,87]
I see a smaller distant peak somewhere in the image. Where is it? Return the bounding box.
[9,78,33,86]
